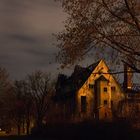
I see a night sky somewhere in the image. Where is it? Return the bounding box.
[0,0,67,80]
[0,0,128,81]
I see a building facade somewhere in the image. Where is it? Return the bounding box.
[54,60,125,122]
[75,60,124,121]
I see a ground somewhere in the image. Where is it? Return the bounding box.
[0,121,139,140]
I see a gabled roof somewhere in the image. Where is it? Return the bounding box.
[70,60,100,88]
[54,60,100,101]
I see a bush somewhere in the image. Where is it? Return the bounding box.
[30,120,139,140]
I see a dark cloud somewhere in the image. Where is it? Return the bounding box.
[9,34,37,43]
[0,0,67,80]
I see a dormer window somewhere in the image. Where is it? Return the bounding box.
[104,87,107,92]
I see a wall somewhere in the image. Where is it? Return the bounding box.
[76,60,124,121]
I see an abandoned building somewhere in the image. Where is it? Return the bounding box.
[121,63,140,124]
[53,60,120,121]
[52,59,140,123]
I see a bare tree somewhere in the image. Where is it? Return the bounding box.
[9,80,33,135]
[23,83,33,135]
[11,81,27,135]
[0,67,12,133]
[56,0,140,71]
[27,71,51,128]
[0,67,11,95]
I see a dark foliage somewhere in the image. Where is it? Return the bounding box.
[30,120,140,140]
[56,0,140,72]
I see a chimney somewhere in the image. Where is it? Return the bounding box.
[123,63,133,90]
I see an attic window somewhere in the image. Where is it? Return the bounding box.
[89,84,94,89]
[104,87,107,92]
[104,100,107,105]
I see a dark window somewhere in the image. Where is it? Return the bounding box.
[104,100,107,105]
[105,112,107,118]
[89,84,94,89]
[81,96,86,112]
[111,101,113,107]
[111,86,116,92]
[104,87,107,92]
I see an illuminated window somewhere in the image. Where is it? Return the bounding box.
[104,87,107,92]
[89,84,94,89]
[81,96,86,112]
[104,100,107,105]
[111,86,116,92]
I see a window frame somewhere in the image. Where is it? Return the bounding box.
[104,100,107,105]
[103,87,107,92]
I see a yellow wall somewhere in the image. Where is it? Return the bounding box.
[76,60,124,120]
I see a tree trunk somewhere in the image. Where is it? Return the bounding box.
[17,124,21,136]
[36,115,43,129]
[22,119,25,134]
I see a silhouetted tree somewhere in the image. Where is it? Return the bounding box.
[23,83,33,135]
[11,81,26,135]
[9,80,33,135]
[27,71,51,128]
[57,0,140,71]
[0,67,11,96]
[0,67,12,132]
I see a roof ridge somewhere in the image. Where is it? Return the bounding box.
[87,60,101,70]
